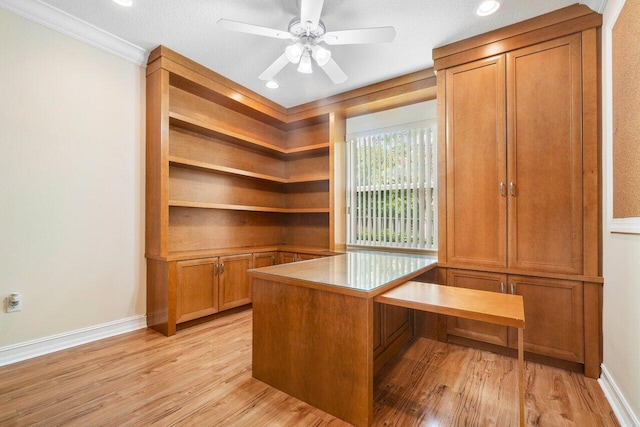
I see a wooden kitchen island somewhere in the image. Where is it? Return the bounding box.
[248,251,438,427]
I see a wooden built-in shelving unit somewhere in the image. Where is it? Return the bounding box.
[146,46,344,336]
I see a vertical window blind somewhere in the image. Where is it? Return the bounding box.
[346,121,437,250]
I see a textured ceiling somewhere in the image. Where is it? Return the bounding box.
[38,0,603,108]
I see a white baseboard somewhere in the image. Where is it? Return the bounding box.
[0,315,147,367]
[0,0,147,66]
[599,364,640,427]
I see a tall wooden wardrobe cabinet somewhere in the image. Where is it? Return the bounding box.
[433,5,603,378]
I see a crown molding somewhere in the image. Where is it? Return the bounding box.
[590,0,609,13]
[0,0,147,66]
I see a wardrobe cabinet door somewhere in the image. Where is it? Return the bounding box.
[445,55,507,268]
[506,34,583,274]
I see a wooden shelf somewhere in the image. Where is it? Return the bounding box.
[168,156,329,184]
[169,112,330,156]
[169,200,330,214]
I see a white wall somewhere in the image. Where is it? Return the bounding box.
[0,8,146,350]
[601,0,640,424]
[346,100,437,135]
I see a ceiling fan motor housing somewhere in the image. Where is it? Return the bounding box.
[288,18,326,38]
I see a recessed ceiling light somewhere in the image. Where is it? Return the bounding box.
[476,0,500,16]
[266,81,279,89]
[113,0,133,6]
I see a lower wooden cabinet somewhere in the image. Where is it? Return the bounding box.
[149,249,333,336]
[508,275,584,363]
[176,253,252,324]
[278,251,297,264]
[219,254,252,311]
[373,302,414,373]
[278,251,323,264]
[446,269,585,363]
[298,253,323,261]
[373,302,413,354]
[253,252,277,268]
[446,270,509,347]
[176,258,219,323]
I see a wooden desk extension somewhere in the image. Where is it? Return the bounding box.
[375,281,526,427]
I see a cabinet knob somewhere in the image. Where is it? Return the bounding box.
[500,182,506,197]
[510,283,515,294]
[220,263,224,274]
[510,182,516,196]
[500,282,505,293]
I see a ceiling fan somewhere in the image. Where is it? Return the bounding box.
[217,0,396,84]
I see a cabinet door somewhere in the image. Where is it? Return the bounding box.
[445,55,507,268]
[219,254,252,311]
[508,276,584,363]
[506,34,583,274]
[253,252,277,268]
[446,269,509,347]
[298,253,323,261]
[384,305,413,344]
[278,251,297,264]
[176,257,218,323]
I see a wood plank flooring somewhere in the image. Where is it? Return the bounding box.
[0,309,618,426]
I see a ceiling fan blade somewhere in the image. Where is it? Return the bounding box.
[323,27,396,45]
[300,0,325,30]
[320,58,347,84]
[217,19,292,39]
[258,53,290,81]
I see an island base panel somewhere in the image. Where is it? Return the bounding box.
[252,278,374,427]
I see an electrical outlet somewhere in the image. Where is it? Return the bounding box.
[7,293,22,313]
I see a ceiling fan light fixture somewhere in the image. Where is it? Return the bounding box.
[476,0,501,16]
[297,51,313,73]
[112,0,133,6]
[311,45,331,66]
[285,44,302,63]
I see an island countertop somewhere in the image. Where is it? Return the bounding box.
[248,251,437,298]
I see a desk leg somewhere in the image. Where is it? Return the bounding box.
[518,327,524,427]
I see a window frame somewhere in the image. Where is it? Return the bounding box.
[346,119,438,253]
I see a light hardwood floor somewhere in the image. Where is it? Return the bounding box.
[0,309,617,426]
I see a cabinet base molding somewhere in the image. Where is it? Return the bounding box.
[447,335,585,375]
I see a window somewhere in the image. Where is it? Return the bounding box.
[346,113,437,251]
